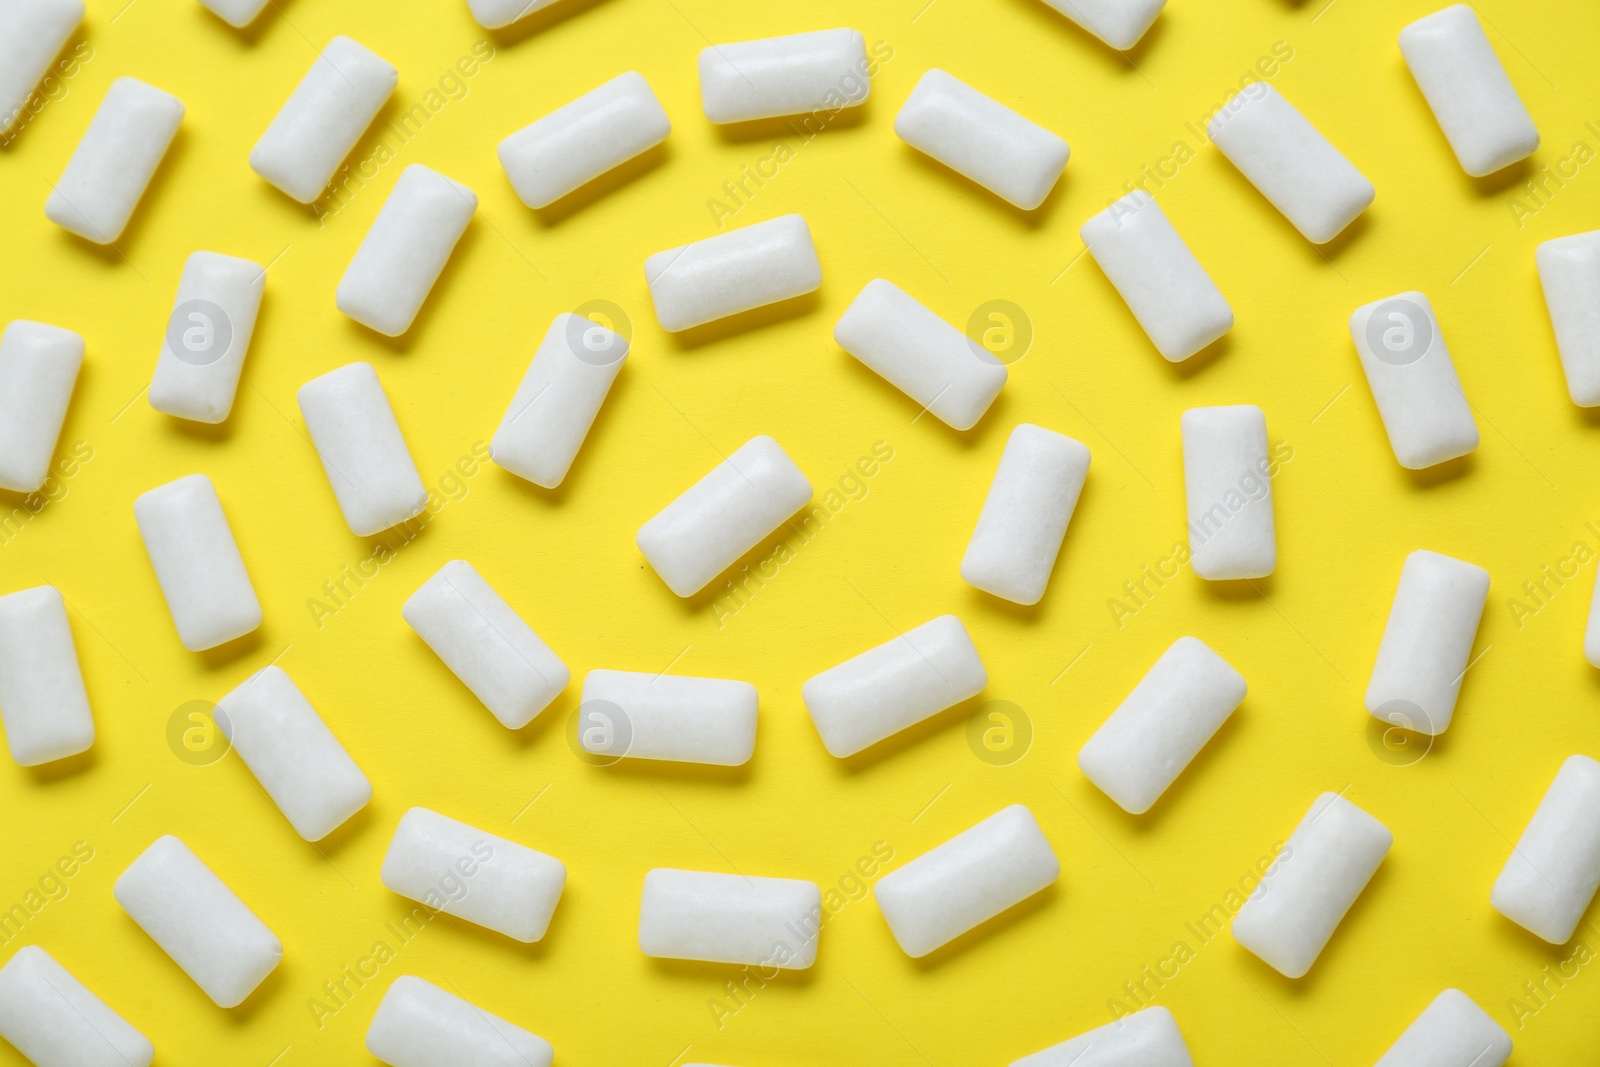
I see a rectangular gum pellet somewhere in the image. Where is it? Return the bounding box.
[297,362,428,536]
[1207,83,1374,244]
[215,666,372,841]
[401,560,570,729]
[1490,754,1600,944]
[1182,404,1276,580]
[337,164,477,337]
[1374,989,1512,1067]
[644,214,821,332]
[0,585,94,766]
[1365,549,1489,736]
[0,319,82,492]
[249,37,396,203]
[133,474,263,651]
[466,0,558,29]
[961,424,1090,604]
[638,868,822,969]
[380,807,567,943]
[636,435,812,597]
[1035,0,1164,51]
[199,0,271,28]
[498,72,670,209]
[803,614,986,758]
[114,835,282,1007]
[1078,636,1247,815]
[875,805,1058,957]
[699,28,869,124]
[1009,1005,1195,1067]
[1231,792,1393,978]
[1536,230,1600,407]
[0,0,83,135]
[579,670,757,766]
[1081,192,1233,361]
[894,69,1070,211]
[0,946,154,1067]
[45,77,183,244]
[1348,291,1479,469]
[833,278,1007,430]
[148,251,265,424]
[1399,5,1539,177]
[366,975,553,1067]
[490,312,628,488]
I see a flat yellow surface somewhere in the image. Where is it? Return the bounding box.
[3,0,1600,1062]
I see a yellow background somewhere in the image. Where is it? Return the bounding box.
[2,0,1599,1062]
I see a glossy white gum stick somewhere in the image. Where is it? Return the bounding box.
[1078,637,1246,815]
[1399,4,1538,177]
[833,278,1006,431]
[894,69,1069,210]
[0,319,82,492]
[699,29,869,124]
[465,0,559,30]
[1537,230,1600,407]
[297,362,428,536]
[1181,404,1276,580]
[803,614,985,758]
[133,474,263,651]
[1207,83,1374,244]
[0,0,83,135]
[0,946,154,1067]
[381,807,566,943]
[1034,0,1164,51]
[499,72,669,210]
[1081,192,1233,361]
[249,37,396,203]
[113,835,282,1007]
[337,164,477,336]
[1374,989,1511,1067]
[215,666,372,841]
[1231,792,1392,978]
[579,670,758,766]
[644,214,821,332]
[1009,1005,1195,1067]
[1349,290,1478,469]
[1490,754,1600,944]
[636,435,812,597]
[367,975,554,1067]
[490,312,628,488]
[199,0,271,28]
[961,424,1089,604]
[401,560,570,730]
[638,869,822,969]
[148,251,265,424]
[875,805,1058,957]
[0,585,94,766]
[45,77,182,244]
[1365,549,1489,736]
